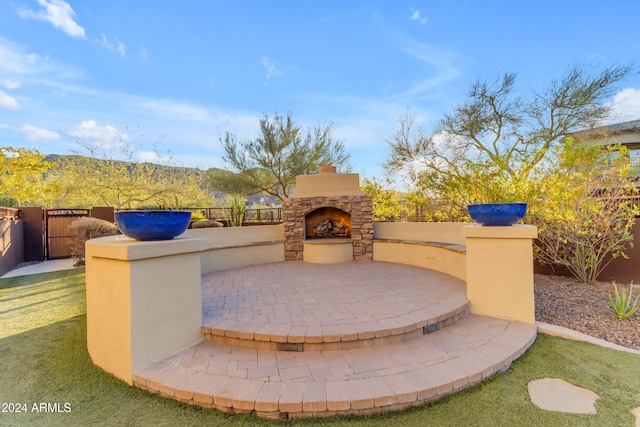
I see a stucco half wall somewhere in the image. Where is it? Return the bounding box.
[182,225,285,274]
[372,222,467,280]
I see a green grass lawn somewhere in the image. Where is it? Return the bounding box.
[1,269,639,426]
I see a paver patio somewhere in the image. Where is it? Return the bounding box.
[134,261,537,419]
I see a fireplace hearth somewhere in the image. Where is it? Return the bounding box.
[283,166,373,261]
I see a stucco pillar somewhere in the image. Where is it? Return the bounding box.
[462,224,538,324]
[85,236,204,384]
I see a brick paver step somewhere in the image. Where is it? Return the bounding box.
[135,314,537,419]
[201,261,469,351]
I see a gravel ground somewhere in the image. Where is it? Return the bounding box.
[535,274,640,351]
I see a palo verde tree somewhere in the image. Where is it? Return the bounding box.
[57,139,207,209]
[385,65,634,219]
[0,147,55,206]
[530,141,639,283]
[360,177,408,221]
[213,113,351,202]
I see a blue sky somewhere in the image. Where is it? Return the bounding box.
[1,1,640,179]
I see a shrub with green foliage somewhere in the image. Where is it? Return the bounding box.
[530,141,639,283]
[361,177,408,221]
[68,217,119,266]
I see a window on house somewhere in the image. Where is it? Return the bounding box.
[630,149,640,168]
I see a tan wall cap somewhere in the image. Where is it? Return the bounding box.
[87,235,205,261]
[462,224,538,239]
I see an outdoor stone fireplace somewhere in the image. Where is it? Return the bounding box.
[283,166,373,261]
[305,207,351,239]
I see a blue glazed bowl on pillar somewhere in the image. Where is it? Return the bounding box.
[467,203,527,226]
[115,210,192,240]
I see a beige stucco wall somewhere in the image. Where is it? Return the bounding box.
[373,241,466,280]
[183,225,285,274]
[303,240,353,263]
[85,257,132,383]
[86,236,204,384]
[182,224,284,246]
[199,243,284,274]
[463,224,537,324]
[372,222,467,279]
[291,173,363,197]
[373,222,468,245]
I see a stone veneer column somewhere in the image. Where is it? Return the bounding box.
[462,224,538,324]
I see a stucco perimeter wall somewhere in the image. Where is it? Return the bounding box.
[372,222,467,280]
[0,220,24,277]
[373,241,466,281]
[85,236,204,384]
[182,225,285,274]
[463,224,538,324]
[373,222,467,245]
[373,222,538,324]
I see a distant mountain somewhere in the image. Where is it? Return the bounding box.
[44,154,281,206]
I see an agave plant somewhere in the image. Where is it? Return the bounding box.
[608,281,639,320]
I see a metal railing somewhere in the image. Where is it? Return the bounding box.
[186,207,283,223]
[113,207,284,224]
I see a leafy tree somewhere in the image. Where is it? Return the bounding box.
[361,177,408,221]
[530,141,639,283]
[385,65,633,218]
[0,147,55,206]
[214,113,351,202]
[205,168,262,199]
[56,142,208,209]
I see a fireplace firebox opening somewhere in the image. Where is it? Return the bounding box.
[304,207,352,239]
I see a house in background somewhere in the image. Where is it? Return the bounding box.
[566,118,640,167]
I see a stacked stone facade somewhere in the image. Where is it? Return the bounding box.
[283,195,374,261]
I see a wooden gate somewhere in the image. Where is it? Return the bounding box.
[45,209,89,259]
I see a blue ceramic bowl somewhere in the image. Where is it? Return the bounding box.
[467,203,527,226]
[115,210,192,241]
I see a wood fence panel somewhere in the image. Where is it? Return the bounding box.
[46,210,89,259]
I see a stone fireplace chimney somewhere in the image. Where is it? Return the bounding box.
[283,166,373,261]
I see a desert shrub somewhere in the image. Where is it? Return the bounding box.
[224,196,247,227]
[68,217,119,266]
[530,142,639,283]
[191,219,224,228]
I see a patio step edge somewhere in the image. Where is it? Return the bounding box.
[134,315,537,419]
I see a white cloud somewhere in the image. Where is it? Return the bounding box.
[140,46,148,60]
[68,120,130,147]
[136,150,173,165]
[261,57,283,80]
[0,37,82,81]
[132,98,211,122]
[396,40,462,97]
[2,79,21,89]
[410,9,428,25]
[0,91,19,110]
[97,34,126,57]
[20,124,61,141]
[608,88,640,121]
[0,40,45,74]
[18,0,85,39]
